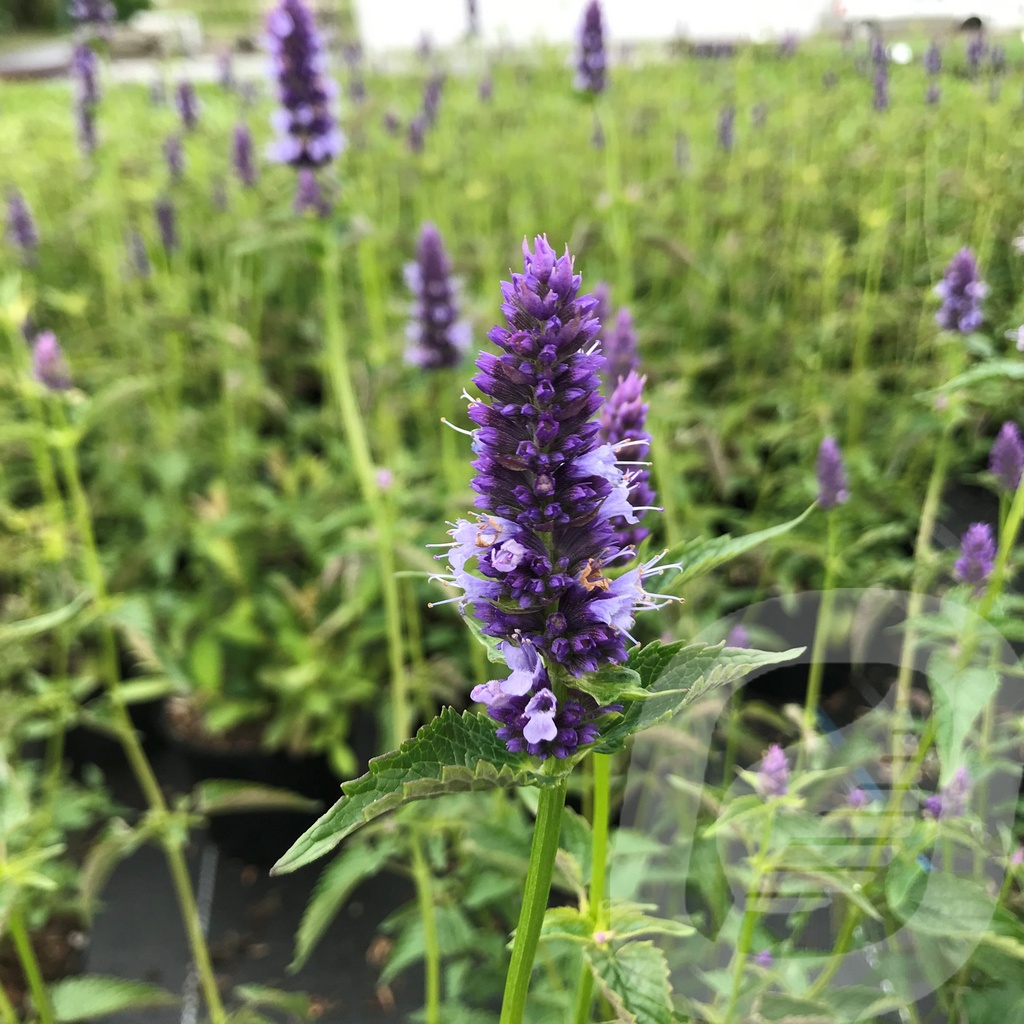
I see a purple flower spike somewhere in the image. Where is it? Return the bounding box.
[599,371,654,556]
[155,196,178,254]
[990,423,1024,493]
[218,50,235,91]
[404,223,470,370]
[718,104,735,151]
[265,0,345,170]
[603,307,639,387]
[6,188,38,262]
[72,44,100,156]
[126,230,150,279]
[954,523,996,593]
[966,33,986,76]
[382,110,401,135]
[873,63,889,111]
[923,766,971,819]
[232,123,258,188]
[69,0,115,32]
[926,83,941,106]
[727,624,750,648]
[32,332,72,391]
[408,114,426,153]
[575,0,607,94]
[293,168,329,217]
[441,237,668,757]
[752,950,773,968]
[422,72,446,128]
[815,436,849,510]
[848,787,870,808]
[935,248,987,334]
[175,81,201,132]
[756,744,789,798]
[924,41,942,75]
[478,76,493,102]
[163,134,185,181]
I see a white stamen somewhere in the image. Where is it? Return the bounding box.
[440,417,475,437]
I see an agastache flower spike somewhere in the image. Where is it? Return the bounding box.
[990,423,1024,493]
[602,307,639,387]
[954,523,995,593]
[404,223,470,370]
[437,236,669,758]
[69,0,115,32]
[163,134,185,181]
[924,41,942,75]
[72,43,100,156]
[574,0,607,94]
[265,0,344,213]
[815,436,849,509]
[175,81,201,132]
[599,371,655,557]
[232,123,259,188]
[923,766,971,819]
[31,332,72,391]
[6,189,39,263]
[155,196,178,254]
[718,104,735,151]
[755,743,789,798]
[935,248,987,333]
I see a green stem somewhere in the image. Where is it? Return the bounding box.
[892,416,954,765]
[722,807,776,1024]
[0,975,19,1024]
[412,836,441,1024]
[499,782,569,1024]
[51,404,227,1024]
[802,512,839,764]
[8,907,54,1024]
[320,226,409,748]
[571,754,612,1024]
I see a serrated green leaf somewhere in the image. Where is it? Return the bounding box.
[594,644,804,754]
[892,870,996,936]
[936,358,1024,394]
[756,992,833,1022]
[0,592,91,649]
[662,504,815,589]
[290,836,398,972]
[608,902,695,940]
[272,708,552,874]
[191,779,322,817]
[588,940,673,1024]
[572,665,646,703]
[538,906,592,945]
[234,985,314,1019]
[49,976,177,1022]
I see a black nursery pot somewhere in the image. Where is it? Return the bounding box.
[163,705,377,867]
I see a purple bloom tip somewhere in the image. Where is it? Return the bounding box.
[815,435,849,509]
[935,248,987,334]
[990,423,1024,493]
[953,523,995,592]
[756,743,789,798]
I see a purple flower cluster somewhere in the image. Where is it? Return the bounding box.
[966,33,987,77]
[404,223,470,370]
[954,523,995,592]
[756,743,789,798]
[815,436,849,509]
[718,104,736,151]
[69,0,115,31]
[873,62,889,112]
[926,83,941,106]
[72,44,100,155]
[265,0,344,173]
[176,81,201,133]
[574,0,607,94]
[990,423,1024,492]
[599,371,655,555]
[935,248,987,333]
[923,766,971,819]
[232,123,258,188]
[924,41,942,76]
[438,237,664,757]
[31,331,72,391]
[6,188,38,262]
[602,307,638,387]
[163,134,185,181]
[155,197,178,254]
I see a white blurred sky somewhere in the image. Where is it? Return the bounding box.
[353,0,834,50]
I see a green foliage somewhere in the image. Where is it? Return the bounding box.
[48,976,176,1022]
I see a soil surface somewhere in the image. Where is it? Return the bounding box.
[0,913,88,1010]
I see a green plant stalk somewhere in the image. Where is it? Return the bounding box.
[51,403,227,1024]
[600,103,633,303]
[411,835,441,1024]
[499,781,569,1024]
[802,511,839,763]
[7,906,54,1024]
[722,806,776,1024]
[891,415,955,765]
[571,753,612,1024]
[0,974,19,1024]
[320,226,409,749]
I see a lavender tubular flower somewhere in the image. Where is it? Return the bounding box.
[265,0,344,169]
[873,63,889,112]
[69,0,115,32]
[935,248,987,333]
[126,230,150,279]
[755,743,789,798]
[155,196,178,254]
[408,115,426,153]
[293,168,329,217]
[966,33,986,76]
[990,423,1024,492]
[718,104,735,151]
[175,81,201,132]
[31,331,72,391]
[232,123,258,187]
[926,83,941,106]
[404,223,470,369]
[599,370,655,556]
[924,41,942,75]
[815,436,849,509]
[6,188,39,262]
[603,307,638,387]
[954,523,995,592]
[218,50,235,91]
[438,237,666,758]
[923,766,971,819]
[574,0,607,94]
[72,43,100,156]
[163,134,185,181]
[422,72,446,127]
